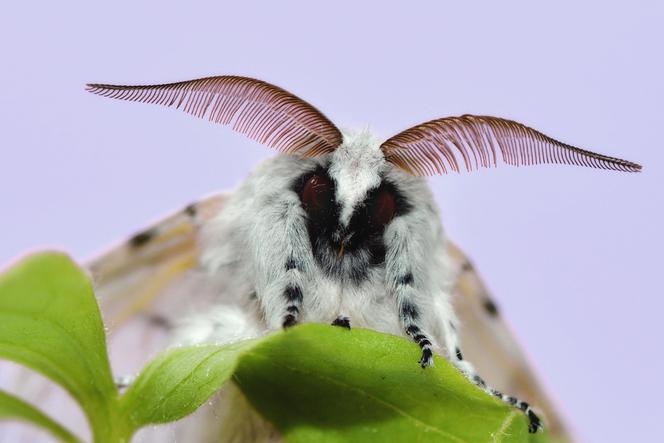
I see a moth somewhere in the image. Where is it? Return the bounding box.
[4,75,640,442]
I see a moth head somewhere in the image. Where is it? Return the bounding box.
[87,75,642,276]
[328,130,387,227]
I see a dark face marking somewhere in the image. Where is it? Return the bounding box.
[285,257,298,271]
[293,166,411,284]
[129,228,156,248]
[455,347,463,360]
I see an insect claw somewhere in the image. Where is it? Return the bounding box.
[331,316,351,329]
[527,409,543,433]
[419,348,434,368]
[282,314,298,329]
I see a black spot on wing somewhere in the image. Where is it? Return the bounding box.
[146,314,173,330]
[184,203,197,217]
[483,298,499,317]
[129,229,156,248]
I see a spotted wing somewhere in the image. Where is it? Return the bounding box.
[0,193,229,442]
[1,191,573,441]
[382,115,641,175]
[447,241,572,442]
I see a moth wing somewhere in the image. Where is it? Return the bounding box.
[447,241,572,441]
[1,192,572,441]
[0,193,230,442]
[87,192,230,373]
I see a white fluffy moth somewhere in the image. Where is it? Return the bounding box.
[79,76,639,440]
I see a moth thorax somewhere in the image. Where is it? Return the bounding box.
[329,130,387,226]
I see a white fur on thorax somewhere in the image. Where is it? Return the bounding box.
[181,133,456,355]
[168,130,466,442]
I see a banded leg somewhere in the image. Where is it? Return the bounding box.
[444,329,542,434]
[385,219,437,368]
[281,258,304,328]
[470,370,542,433]
[397,273,435,368]
[252,194,312,330]
[437,307,542,432]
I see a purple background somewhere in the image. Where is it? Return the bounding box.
[1,2,662,441]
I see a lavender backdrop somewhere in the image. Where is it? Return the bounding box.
[1,1,662,441]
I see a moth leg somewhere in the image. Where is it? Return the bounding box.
[385,220,437,368]
[331,315,351,329]
[471,371,542,433]
[436,315,542,432]
[395,274,435,368]
[281,259,304,328]
[447,337,543,433]
[406,323,433,368]
[253,195,312,330]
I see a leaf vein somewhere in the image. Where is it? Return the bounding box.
[245,351,468,443]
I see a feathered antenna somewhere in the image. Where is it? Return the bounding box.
[381,115,642,175]
[86,76,342,157]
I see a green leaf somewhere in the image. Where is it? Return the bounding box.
[0,252,553,443]
[124,323,549,443]
[235,324,539,443]
[119,340,258,431]
[0,253,121,441]
[0,389,80,443]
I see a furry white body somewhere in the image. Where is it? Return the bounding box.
[5,71,641,440]
[181,131,456,361]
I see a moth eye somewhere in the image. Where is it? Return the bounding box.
[370,189,396,227]
[301,174,334,214]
